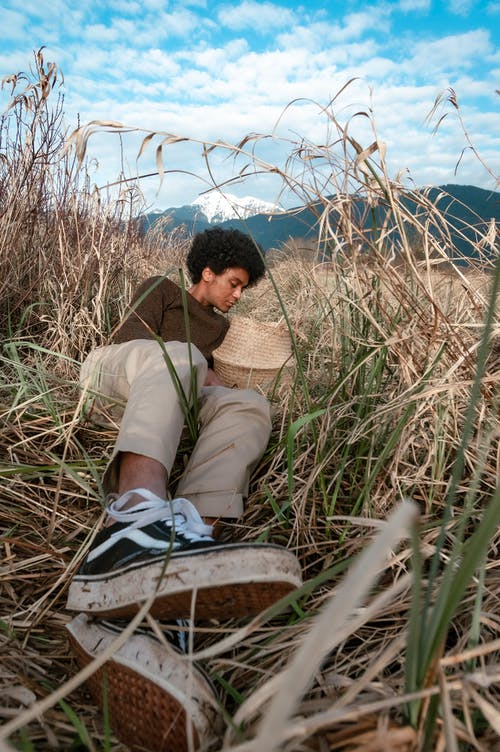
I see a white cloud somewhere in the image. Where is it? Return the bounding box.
[140,0,170,10]
[278,9,390,50]
[405,30,492,74]
[5,0,68,21]
[70,46,119,77]
[78,8,202,49]
[173,46,357,113]
[158,8,201,37]
[276,22,331,50]
[108,0,142,14]
[447,0,476,14]
[217,0,296,33]
[353,53,396,79]
[397,0,431,10]
[448,76,499,102]
[83,23,120,44]
[2,8,30,43]
[341,8,391,38]
[137,48,182,78]
[189,38,249,71]
[69,44,181,95]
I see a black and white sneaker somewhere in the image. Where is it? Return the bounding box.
[66,488,303,621]
[98,616,191,654]
[78,489,216,576]
[66,613,220,752]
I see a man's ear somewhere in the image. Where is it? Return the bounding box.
[201,266,215,282]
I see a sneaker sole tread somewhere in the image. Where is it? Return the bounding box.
[66,614,220,752]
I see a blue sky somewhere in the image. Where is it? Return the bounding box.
[2,0,499,210]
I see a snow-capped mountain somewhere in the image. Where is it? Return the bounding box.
[191,192,284,223]
[141,184,497,257]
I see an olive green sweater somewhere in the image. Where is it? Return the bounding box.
[113,277,229,366]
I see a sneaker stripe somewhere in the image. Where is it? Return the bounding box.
[79,492,216,576]
[86,521,216,565]
[86,528,181,563]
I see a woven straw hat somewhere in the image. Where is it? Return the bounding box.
[213,316,294,390]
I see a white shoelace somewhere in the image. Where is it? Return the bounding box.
[106,488,214,538]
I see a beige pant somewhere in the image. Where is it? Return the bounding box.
[80,339,272,518]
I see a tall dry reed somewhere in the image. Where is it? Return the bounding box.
[0,51,498,752]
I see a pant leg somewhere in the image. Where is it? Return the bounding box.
[80,339,208,494]
[175,386,272,519]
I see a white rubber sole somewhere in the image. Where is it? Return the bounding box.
[66,613,220,752]
[67,543,302,620]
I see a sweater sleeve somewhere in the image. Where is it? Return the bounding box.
[113,277,169,343]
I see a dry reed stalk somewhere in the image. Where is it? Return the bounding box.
[1,246,497,749]
[1,57,499,751]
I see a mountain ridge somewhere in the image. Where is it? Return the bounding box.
[141,184,499,260]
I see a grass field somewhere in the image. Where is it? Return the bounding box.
[1,52,499,752]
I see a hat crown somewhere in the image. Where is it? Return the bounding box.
[212,316,293,389]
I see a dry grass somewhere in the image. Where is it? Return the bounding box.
[1,51,499,751]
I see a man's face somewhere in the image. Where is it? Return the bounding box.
[202,266,250,312]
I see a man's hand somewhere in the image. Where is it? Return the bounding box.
[204,368,226,386]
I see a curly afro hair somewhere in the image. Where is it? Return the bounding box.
[187,227,266,287]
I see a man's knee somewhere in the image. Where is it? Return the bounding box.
[201,386,272,428]
[136,340,206,371]
[236,388,272,421]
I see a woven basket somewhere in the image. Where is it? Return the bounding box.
[213,316,294,390]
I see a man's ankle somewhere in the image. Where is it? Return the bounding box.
[105,489,155,526]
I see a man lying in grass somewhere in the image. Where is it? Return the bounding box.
[66,227,302,751]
